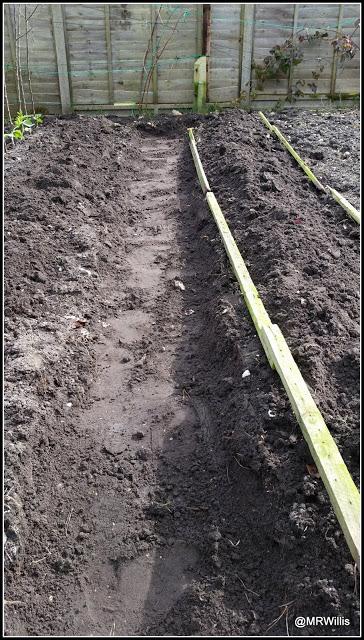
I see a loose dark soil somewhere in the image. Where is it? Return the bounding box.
[4,108,360,637]
[268,108,360,209]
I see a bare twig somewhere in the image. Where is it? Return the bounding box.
[4,79,14,128]
[265,600,295,634]
[226,464,231,485]
[237,576,260,597]
[140,8,186,109]
[16,5,28,113]
[234,455,249,471]
[25,5,35,114]
[30,556,48,565]
[139,6,162,102]
[65,508,74,535]
[12,5,22,111]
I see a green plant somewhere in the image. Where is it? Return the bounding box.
[252,23,359,102]
[4,110,43,145]
[206,102,220,113]
[253,30,328,92]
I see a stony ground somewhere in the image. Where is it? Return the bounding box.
[4,108,360,636]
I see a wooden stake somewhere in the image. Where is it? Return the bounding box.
[193,56,207,113]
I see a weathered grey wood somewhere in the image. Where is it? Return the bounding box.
[4,5,16,70]
[104,5,114,104]
[3,3,361,114]
[330,5,344,97]
[151,4,159,109]
[240,5,255,101]
[196,4,203,55]
[288,4,299,94]
[51,5,72,113]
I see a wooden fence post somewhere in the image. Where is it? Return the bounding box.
[194,56,207,112]
[196,4,203,55]
[288,4,300,97]
[202,5,211,103]
[51,5,72,114]
[240,4,255,102]
[104,5,114,105]
[330,4,344,98]
[151,4,159,112]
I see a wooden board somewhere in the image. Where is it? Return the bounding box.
[261,323,360,565]
[188,133,360,565]
[3,4,361,114]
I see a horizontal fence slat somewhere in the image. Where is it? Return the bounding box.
[3,3,360,116]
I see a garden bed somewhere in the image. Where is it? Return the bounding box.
[4,108,359,636]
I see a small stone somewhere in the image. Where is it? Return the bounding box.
[174,279,185,291]
[242,370,250,378]
[31,271,47,284]
[137,448,150,461]
[208,529,222,542]
[132,431,145,440]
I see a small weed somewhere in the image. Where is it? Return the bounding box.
[4,110,43,146]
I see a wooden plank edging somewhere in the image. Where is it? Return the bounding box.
[258,112,360,224]
[261,323,360,565]
[326,186,360,225]
[187,128,211,193]
[187,128,360,565]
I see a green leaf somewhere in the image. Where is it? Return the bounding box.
[13,129,24,140]
[14,111,24,127]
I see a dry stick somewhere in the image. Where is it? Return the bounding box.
[142,15,183,103]
[12,5,22,112]
[15,3,39,40]
[4,79,14,127]
[16,5,28,115]
[140,10,185,109]
[139,6,161,108]
[237,576,260,597]
[266,600,295,634]
[25,5,35,115]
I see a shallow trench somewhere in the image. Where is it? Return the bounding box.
[5,119,359,637]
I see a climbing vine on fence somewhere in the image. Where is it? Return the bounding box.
[252,21,359,100]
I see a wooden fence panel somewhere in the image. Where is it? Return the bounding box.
[209,4,241,103]
[3,3,360,116]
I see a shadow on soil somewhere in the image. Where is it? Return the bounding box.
[137,133,358,637]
